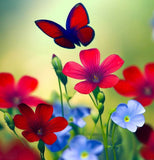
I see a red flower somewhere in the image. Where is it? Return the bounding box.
[136,124,154,160]
[62,48,124,94]
[114,63,154,106]
[0,140,40,160]
[0,73,45,108]
[14,103,68,145]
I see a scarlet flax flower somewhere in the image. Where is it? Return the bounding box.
[62,48,124,94]
[0,73,45,108]
[14,103,68,145]
[114,63,154,106]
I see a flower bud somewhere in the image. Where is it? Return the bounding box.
[4,112,15,131]
[51,54,67,85]
[91,111,99,124]
[97,91,105,104]
[52,54,62,71]
[97,103,104,115]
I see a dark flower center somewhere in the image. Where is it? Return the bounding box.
[143,86,152,96]
[37,128,43,136]
[12,96,21,105]
[92,75,99,83]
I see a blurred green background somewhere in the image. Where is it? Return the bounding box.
[0,0,154,159]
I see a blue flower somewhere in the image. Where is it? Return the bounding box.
[111,100,145,132]
[46,126,72,152]
[53,102,91,128]
[60,135,103,160]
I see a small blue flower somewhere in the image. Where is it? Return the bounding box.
[46,126,72,152]
[111,100,145,132]
[60,135,103,160]
[53,102,91,128]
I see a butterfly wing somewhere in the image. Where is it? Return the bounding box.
[76,26,95,46]
[35,20,75,48]
[66,3,95,46]
[66,3,89,30]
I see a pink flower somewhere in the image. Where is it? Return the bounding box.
[62,48,124,94]
[114,63,154,106]
[0,73,45,108]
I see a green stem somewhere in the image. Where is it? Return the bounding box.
[40,153,45,160]
[64,85,72,108]
[100,115,109,160]
[90,114,99,139]
[112,124,117,160]
[58,78,64,117]
[0,109,5,113]
[89,94,97,107]
[13,130,26,145]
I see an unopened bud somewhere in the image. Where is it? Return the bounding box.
[97,91,105,104]
[91,111,99,124]
[52,54,62,71]
[97,103,104,115]
[51,54,67,85]
[4,112,15,131]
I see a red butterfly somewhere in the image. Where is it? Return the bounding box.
[35,3,95,49]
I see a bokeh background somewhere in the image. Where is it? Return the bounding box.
[0,0,154,159]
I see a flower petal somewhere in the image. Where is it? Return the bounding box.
[62,62,86,79]
[62,149,79,160]
[22,131,39,142]
[0,98,12,108]
[87,140,104,155]
[127,100,145,115]
[69,135,87,149]
[145,62,154,84]
[114,80,138,97]
[22,96,46,106]
[17,76,38,95]
[135,96,153,107]
[35,103,53,122]
[47,117,68,132]
[74,81,97,94]
[131,114,145,127]
[98,75,119,88]
[0,73,15,87]
[41,132,57,145]
[100,54,124,75]
[123,66,145,85]
[18,103,35,118]
[80,48,100,68]
[140,146,154,160]
[126,122,137,132]
[14,115,29,129]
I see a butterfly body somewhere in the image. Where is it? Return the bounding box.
[35,3,95,49]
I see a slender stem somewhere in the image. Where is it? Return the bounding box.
[100,115,109,160]
[64,85,72,108]
[58,78,64,117]
[112,124,117,160]
[90,114,99,139]
[89,94,97,107]
[0,109,5,113]
[40,153,45,160]
[13,130,26,145]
